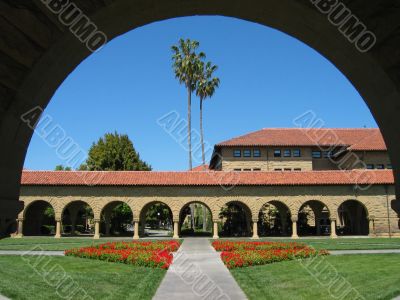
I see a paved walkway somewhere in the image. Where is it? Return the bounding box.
[153,238,247,300]
[330,249,400,255]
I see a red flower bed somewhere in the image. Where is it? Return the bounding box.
[212,241,329,269]
[65,240,181,269]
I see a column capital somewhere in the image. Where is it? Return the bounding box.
[17,218,24,222]
[291,216,298,222]
[212,219,221,223]
[55,217,62,222]
[329,217,337,222]
[93,218,101,223]
[133,217,140,223]
[367,215,375,221]
[252,218,259,223]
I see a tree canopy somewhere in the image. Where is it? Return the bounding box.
[84,132,151,171]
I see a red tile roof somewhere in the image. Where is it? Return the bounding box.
[190,165,209,171]
[21,170,394,186]
[216,128,387,151]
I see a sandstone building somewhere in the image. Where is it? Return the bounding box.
[16,128,399,239]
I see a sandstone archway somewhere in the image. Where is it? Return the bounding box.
[1,1,400,235]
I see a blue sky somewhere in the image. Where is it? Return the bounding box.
[24,16,377,171]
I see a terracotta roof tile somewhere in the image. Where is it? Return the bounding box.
[216,128,387,151]
[21,170,394,186]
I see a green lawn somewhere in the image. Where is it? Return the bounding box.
[215,237,400,250]
[231,254,400,300]
[0,255,165,300]
[2,237,400,251]
[0,237,132,251]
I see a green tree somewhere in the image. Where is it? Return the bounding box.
[55,165,72,171]
[171,38,205,170]
[196,61,220,169]
[86,132,151,171]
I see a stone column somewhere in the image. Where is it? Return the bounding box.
[173,221,179,239]
[14,218,24,238]
[368,216,376,237]
[213,220,219,239]
[251,219,259,239]
[93,219,100,239]
[55,219,62,239]
[133,219,140,240]
[291,216,299,239]
[330,218,338,239]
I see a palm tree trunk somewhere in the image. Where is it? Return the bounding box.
[190,204,195,230]
[202,205,207,231]
[200,98,206,168]
[187,85,192,170]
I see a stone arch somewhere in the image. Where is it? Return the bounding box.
[22,200,56,236]
[61,200,95,236]
[337,199,369,236]
[178,201,213,236]
[297,200,331,236]
[138,200,174,237]
[2,0,400,237]
[100,200,134,236]
[257,200,291,237]
[219,200,253,237]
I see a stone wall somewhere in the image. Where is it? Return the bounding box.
[18,183,399,237]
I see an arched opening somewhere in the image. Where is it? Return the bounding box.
[139,202,173,238]
[338,200,369,236]
[2,1,400,238]
[100,201,133,237]
[61,201,94,237]
[23,201,55,236]
[219,201,252,237]
[179,202,212,237]
[298,200,330,237]
[258,201,291,237]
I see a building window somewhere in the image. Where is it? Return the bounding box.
[233,149,241,157]
[312,151,322,158]
[243,149,251,157]
[274,168,282,171]
[253,149,261,157]
[284,168,291,171]
[387,164,393,169]
[253,168,261,171]
[366,164,375,169]
[376,164,385,169]
[293,149,301,157]
[243,168,251,171]
[294,168,301,171]
[323,151,331,158]
[283,149,291,157]
[274,149,281,157]
[233,168,241,171]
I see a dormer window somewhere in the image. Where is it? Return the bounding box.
[233,149,241,157]
[312,151,322,159]
[293,149,301,157]
[274,149,281,157]
[283,149,291,157]
[243,149,251,157]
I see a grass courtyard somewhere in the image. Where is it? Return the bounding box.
[0,255,166,300]
[1,237,400,251]
[231,254,400,300]
[0,237,400,299]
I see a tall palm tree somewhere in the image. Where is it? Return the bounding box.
[172,39,204,230]
[171,38,205,170]
[196,61,220,169]
[196,61,219,231]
